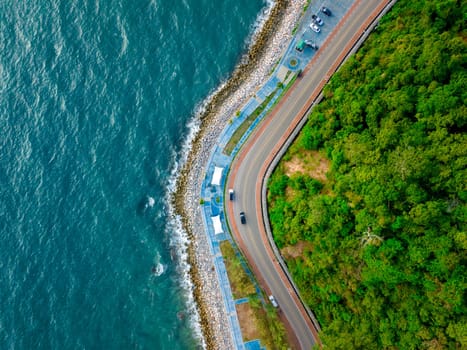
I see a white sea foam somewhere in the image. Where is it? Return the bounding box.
[164,132,205,347]
[162,0,308,347]
[178,0,277,128]
[153,263,164,276]
[164,199,205,347]
[59,96,67,112]
[164,21,270,350]
[94,0,100,15]
[54,42,63,58]
[152,252,165,276]
[117,16,128,56]
[242,0,275,59]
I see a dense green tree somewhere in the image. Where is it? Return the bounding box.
[267,0,467,348]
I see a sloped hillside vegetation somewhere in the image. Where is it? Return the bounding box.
[267,0,466,348]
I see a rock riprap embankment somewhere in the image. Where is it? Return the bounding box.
[173,0,306,348]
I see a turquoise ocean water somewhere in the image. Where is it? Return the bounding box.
[0,0,267,348]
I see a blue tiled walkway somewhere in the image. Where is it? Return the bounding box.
[198,1,356,348]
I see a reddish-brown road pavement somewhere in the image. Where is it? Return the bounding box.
[226,0,392,348]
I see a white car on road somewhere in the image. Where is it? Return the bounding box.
[269,295,279,308]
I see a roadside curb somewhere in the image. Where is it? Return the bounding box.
[259,0,397,339]
[227,0,397,348]
[195,0,398,348]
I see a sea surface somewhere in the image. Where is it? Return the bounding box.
[0,0,267,348]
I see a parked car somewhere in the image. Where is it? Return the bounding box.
[311,14,324,26]
[321,6,332,16]
[240,212,246,224]
[305,40,318,50]
[269,295,279,308]
[295,39,306,52]
[229,189,234,201]
[309,22,321,33]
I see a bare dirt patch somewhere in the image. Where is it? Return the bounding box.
[284,150,330,182]
[281,241,314,259]
[236,302,259,341]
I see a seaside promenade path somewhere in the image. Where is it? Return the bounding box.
[199,0,394,348]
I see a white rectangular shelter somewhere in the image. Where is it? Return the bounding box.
[211,215,223,234]
[211,166,223,186]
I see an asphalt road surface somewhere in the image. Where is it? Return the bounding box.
[226,0,391,348]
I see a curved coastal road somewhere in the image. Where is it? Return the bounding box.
[226,0,392,348]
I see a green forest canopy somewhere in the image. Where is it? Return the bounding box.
[267,0,466,348]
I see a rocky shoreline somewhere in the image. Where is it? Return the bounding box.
[172,0,306,348]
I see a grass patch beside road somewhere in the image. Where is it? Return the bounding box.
[236,296,289,349]
[266,73,298,114]
[223,72,298,156]
[220,240,290,348]
[223,87,279,156]
[248,296,289,349]
[220,241,256,299]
